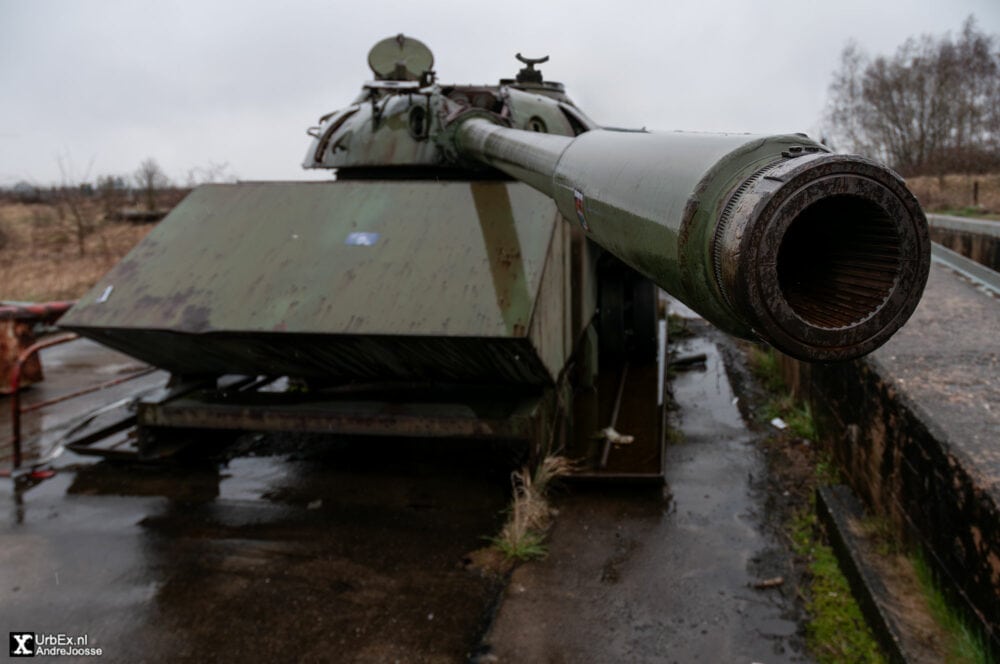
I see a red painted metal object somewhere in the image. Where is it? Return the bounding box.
[0,301,76,395]
[0,301,76,321]
[9,333,79,468]
[5,332,156,473]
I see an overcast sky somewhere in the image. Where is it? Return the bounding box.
[1,0,998,186]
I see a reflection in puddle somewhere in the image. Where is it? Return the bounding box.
[672,336,747,435]
[1,435,515,662]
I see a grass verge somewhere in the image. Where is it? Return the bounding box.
[911,552,992,664]
[749,345,817,441]
[749,343,992,664]
[749,344,887,663]
[792,503,887,664]
[905,172,1000,217]
[934,206,1000,221]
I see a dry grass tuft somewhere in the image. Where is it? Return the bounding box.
[492,455,574,561]
[532,454,575,495]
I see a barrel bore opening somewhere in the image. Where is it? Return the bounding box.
[776,195,902,329]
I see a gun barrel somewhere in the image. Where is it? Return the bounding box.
[454,118,930,362]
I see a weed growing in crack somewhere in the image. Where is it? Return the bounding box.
[490,455,574,562]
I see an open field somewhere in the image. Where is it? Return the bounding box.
[0,202,154,301]
[906,173,1000,220]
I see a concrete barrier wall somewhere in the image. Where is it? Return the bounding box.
[778,353,1000,652]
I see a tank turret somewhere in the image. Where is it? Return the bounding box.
[55,35,932,475]
[61,35,929,374]
[297,34,930,361]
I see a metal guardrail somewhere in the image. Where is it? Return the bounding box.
[926,213,1000,239]
[931,242,1000,298]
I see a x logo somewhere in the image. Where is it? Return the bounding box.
[9,632,34,656]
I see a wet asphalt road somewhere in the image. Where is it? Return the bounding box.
[0,322,809,663]
[1,442,512,662]
[481,330,809,663]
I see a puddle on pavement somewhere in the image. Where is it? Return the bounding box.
[0,317,808,662]
[662,329,804,660]
[670,335,746,435]
[484,314,808,663]
[0,437,514,662]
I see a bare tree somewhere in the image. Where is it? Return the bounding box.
[134,158,171,212]
[185,160,238,187]
[56,153,96,257]
[825,16,1000,176]
[95,174,129,220]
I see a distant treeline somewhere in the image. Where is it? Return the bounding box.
[825,15,1000,177]
[3,158,236,209]
[0,181,190,210]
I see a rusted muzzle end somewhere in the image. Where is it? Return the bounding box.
[714,153,930,362]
